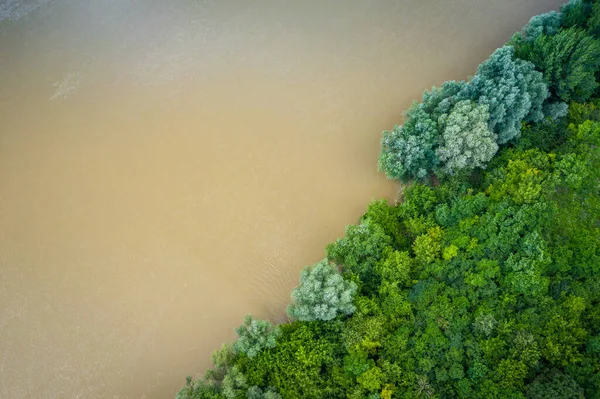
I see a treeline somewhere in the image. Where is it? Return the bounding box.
[177,1,600,398]
[378,0,600,182]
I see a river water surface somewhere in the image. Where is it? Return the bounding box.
[0,0,562,397]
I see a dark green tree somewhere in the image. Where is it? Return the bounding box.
[561,0,592,28]
[525,370,585,399]
[519,28,600,102]
[523,11,562,41]
[435,100,498,175]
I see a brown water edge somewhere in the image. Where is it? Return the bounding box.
[0,0,563,398]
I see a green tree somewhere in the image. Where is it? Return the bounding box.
[378,81,470,181]
[469,46,549,143]
[242,323,335,398]
[561,0,592,29]
[246,386,283,399]
[542,101,569,122]
[436,100,498,175]
[375,250,412,288]
[222,366,248,399]
[287,259,357,321]
[523,11,562,41]
[327,219,392,292]
[525,370,585,399]
[357,366,384,391]
[521,28,600,103]
[587,1,600,37]
[362,199,407,249]
[234,315,281,358]
[412,227,442,265]
[378,109,439,181]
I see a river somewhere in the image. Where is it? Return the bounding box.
[0,0,563,397]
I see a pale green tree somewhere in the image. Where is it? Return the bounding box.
[436,100,498,175]
[246,386,283,399]
[233,315,281,358]
[287,259,357,321]
[222,366,248,399]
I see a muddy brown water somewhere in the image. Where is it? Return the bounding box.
[0,0,563,397]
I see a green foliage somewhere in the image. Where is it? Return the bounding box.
[246,386,282,399]
[326,219,392,293]
[568,101,600,124]
[525,370,585,399]
[209,344,236,382]
[343,348,373,377]
[516,28,600,103]
[375,250,411,288]
[240,323,337,398]
[287,259,357,321]
[362,199,407,248]
[234,315,281,358]
[587,1,600,37]
[412,227,442,264]
[378,111,438,181]
[469,45,549,143]
[222,366,248,399]
[561,0,592,29]
[357,366,383,391]
[177,344,238,399]
[523,11,562,41]
[378,81,472,181]
[379,45,549,180]
[543,101,569,121]
[436,100,498,175]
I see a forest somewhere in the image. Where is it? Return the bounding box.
[177,0,600,397]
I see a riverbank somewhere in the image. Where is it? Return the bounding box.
[178,1,600,398]
[0,1,564,398]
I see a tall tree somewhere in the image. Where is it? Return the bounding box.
[523,11,562,41]
[561,0,593,28]
[234,315,281,358]
[524,28,600,103]
[468,46,549,143]
[436,100,498,175]
[378,81,470,181]
[287,260,358,321]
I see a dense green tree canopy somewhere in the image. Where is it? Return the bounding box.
[180,108,600,398]
[514,28,600,103]
[561,0,593,28]
[379,45,549,181]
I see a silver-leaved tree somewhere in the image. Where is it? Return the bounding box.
[436,100,498,175]
[233,315,281,358]
[287,259,357,322]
